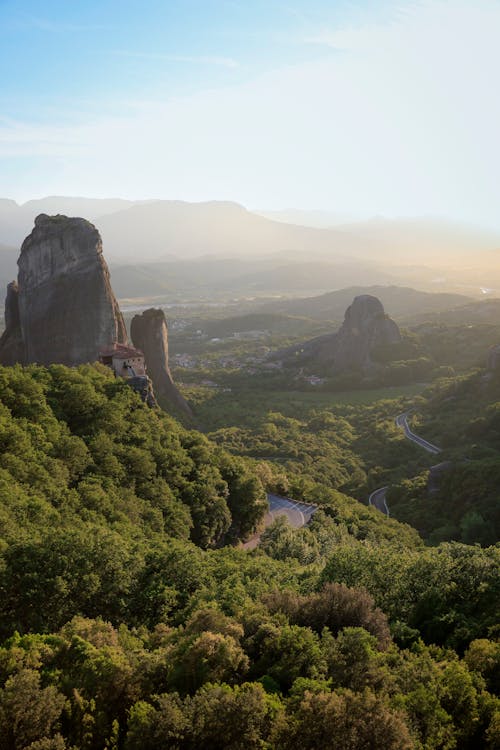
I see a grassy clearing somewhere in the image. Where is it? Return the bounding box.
[305,383,427,405]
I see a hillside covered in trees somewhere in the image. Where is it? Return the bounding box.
[0,364,497,748]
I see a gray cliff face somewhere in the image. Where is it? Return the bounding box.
[277,294,401,374]
[130,308,192,418]
[4,280,20,331]
[0,214,127,366]
[0,281,24,365]
[319,294,401,371]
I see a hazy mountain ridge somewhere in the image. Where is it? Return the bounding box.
[258,285,474,322]
[258,210,500,257]
[0,196,145,246]
[96,200,373,262]
[2,197,499,266]
[2,197,500,301]
[0,197,371,262]
[406,297,500,326]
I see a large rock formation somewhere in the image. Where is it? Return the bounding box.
[276,294,402,375]
[0,214,127,365]
[0,281,24,365]
[130,308,192,418]
[0,214,190,417]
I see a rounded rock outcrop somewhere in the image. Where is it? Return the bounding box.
[328,294,401,371]
[0,214,127,366]
[274,294,402,375]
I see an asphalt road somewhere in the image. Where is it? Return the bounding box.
[368,486,390,516]
[395,412,441,454]
[369,411,442,517]
[242,493,317,550]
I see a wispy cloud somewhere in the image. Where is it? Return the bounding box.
[0,123,86,158]
[2,1,500,229]
[112,50,239,69]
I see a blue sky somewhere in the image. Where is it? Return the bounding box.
[1,1,382,116]
[2,0,500,228]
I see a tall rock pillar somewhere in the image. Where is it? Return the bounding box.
[0,214,127,366]
[131,308,192,418]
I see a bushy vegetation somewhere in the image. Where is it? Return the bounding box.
[0,362,269,554]
[0,364,497,748]
[387,370,500,543]
[192,355,500,546]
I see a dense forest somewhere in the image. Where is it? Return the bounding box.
[0,364,497,748]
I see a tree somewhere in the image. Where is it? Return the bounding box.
[169,631,249,693]
[323,627,387,692]
[465,639,500,695]
[250,624,325,691]
[217,454,267,540]
[125,694,187,750]
[186,682,280,750]
[274,689,413,750]
[265,582,391,648]
[0,669,65,750]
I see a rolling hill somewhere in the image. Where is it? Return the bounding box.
[257,286,474,323]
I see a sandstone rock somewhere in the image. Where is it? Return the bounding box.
[276,294,401,375]
[128,375,158,408]
[0,281,24,365]
[130,308,192,418]
[321,294,401,371]
[0,214,127,366]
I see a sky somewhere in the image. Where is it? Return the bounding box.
[1,0,500,228]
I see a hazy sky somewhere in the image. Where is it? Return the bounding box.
[1,0,500,228]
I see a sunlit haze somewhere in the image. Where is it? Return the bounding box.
[1,0,500,229]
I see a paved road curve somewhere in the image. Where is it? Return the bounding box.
[368,486,390,516]
[395,412,441,454]
[242,493,317,550]
[369,412,442,517]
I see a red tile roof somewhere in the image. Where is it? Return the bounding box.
[99,343,144,359]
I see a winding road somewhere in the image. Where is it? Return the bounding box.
[243,493,317,550]
[246,411,440,542]
[395,412,441,455]
[368,486,390,516]
[369,412,442,517]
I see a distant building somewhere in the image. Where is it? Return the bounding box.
[99,343,156,406]
[174,353,196,368]
[99,343,146,379]
[233,330,269,340]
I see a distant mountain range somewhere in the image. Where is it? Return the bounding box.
[108,257,402,300]
[1,197,500,300]
[407,297,500,326]
[256,209,500,257]
[0,197,371,262]
[2,197,500,264]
